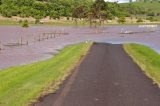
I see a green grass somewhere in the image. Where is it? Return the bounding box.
[0,20,20,26]
[124,44,160,86]
[0,18,160,26]
[0,42,92,106]
[1,18,160,26]
[0,19,92,26]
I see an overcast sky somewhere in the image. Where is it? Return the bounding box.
[104,0,136,3]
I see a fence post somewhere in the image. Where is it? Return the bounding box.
[59,31,61,37]
[0,41,2,50]
[26,40,29,45]
[43,34,45,40]
[47,34,49,39]
[34,36,36,43]
[51,33,52,39]
[54,33,55,38]
[20,36,23,45]
[39,35,41,42]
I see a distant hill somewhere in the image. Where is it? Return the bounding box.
[121,2,160,15]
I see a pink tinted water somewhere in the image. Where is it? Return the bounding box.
[0,26,160,69]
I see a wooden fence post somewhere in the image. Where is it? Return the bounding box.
[20,36,23,45]
[0,41,2,50]
[34,36,36,43]
[59,31,61,37]
[39,35,41,42]
[26,40,29,45]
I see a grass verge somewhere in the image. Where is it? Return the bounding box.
[0,19,159,26]
[0,42,92,106]
[123,44,160,86]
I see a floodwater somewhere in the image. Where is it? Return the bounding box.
[0,25,160,70]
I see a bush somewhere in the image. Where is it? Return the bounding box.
[118,17,126,24]
[137,18,143,23]
[49,11,60,19]
[35,19,40,24]
[147,12,155,16]
[22,20,29,28]
[67,17,70,20]
[107,13,114,20]
[18,20,22,24]
[146,17,158,22]
[0,4,19,17]
[3,11,12,18]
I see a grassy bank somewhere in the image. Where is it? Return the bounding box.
[0,42,92,106]
[124,44,160,86]
[0,20,20,26]
[0,19,160,26]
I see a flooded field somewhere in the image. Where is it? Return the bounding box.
[0,25,160,69]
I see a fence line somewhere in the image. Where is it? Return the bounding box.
[0,31,69,50]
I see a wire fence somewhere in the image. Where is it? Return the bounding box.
[0,30,69,51]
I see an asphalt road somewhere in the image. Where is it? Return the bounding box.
[35,43,160,106]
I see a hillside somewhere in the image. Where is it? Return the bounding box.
[121,2,160,15]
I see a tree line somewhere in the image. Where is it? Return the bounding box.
[0,0,130,20]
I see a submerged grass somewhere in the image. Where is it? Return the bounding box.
[0,42,92,106]
[124,44,160,86]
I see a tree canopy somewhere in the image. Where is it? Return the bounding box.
[0,0,130,20]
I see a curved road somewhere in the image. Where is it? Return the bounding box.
[35,43,160,106]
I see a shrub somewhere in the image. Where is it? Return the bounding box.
[35,19,40,24]
[22,20,29,28]
[147,12,155,16]
[18,20,22,24]
[67,17,70,20]
[118,17,126,24]
[146,17,158,22]
[49,11,60,19]
[137,18,143,23]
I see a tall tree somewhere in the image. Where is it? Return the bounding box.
[91,0,106,26]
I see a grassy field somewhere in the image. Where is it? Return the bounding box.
[0,42,92,106]
[124,44,160,86]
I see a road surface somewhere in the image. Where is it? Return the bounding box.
[35,43,160,106]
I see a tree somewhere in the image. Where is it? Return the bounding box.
[50,10,60,19]
[92,0,106,26]
[0,0,131,25]
[87,11,94,27]
[72,4,87,26]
